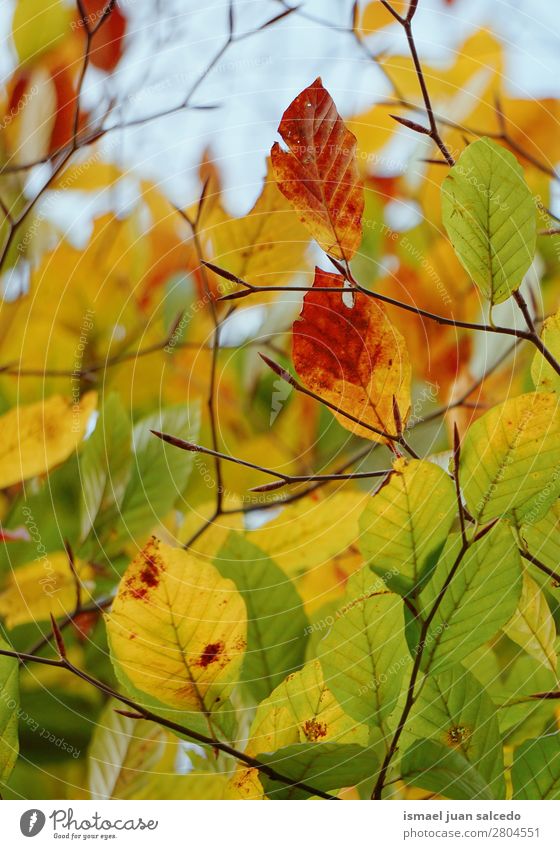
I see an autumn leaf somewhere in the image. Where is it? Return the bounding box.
[359,1,406,35]
[228,659,369,799]
[3,0,560,806]
[12,0,71,65]
[209,159,310,287]
[271,78,364,260]
[0,553,95,629]
[291,267,411,442]
[531,309,560,392]
[503,570,557,675]
[0,393,97,489]
[79,0,127,72]
[107,538,247,714]
[359,457,456,595]
[88,700,166,800]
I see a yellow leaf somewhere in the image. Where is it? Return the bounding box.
[460,392,560,525]
[0,553,95,629]
[359,1,406,36]
[106,537,247,712]
[210,160,310,286]
[0,392,97,489]
[246,491,370,576]
[12,0,71,65]
[503,570,557,676]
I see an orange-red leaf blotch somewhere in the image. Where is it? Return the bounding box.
[271,78,364,261]
[292,268,411,443]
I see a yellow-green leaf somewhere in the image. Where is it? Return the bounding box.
[403,667,505,798]
[503,569,557,675]
[512,735,560,799]
[441,138,536,305]
[460,391,560,524]
[419,525,522,675]
[228,659,368,798]
[359,458,456,595]
[319,569,408,728]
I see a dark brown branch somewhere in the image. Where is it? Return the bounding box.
[205,259,531,341]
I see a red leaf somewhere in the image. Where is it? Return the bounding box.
[292,268,411,442]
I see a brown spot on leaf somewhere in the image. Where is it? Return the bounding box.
[445,725,471,747]
[302,718,327,741]
[139,538,162,588]
[123,538,164,600]
[129,587,148,601]
[197,641,225,668]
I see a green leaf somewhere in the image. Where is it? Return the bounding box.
[441,137,536,305]
[215,532,309,702]
[531,309,560,393]
[318,569,408,728]
[359,458,456,595]
[503,569,557,675]
[401,739,492,800]
[105,403,200,554]
[258,742,377,799]
[0,639,19,784]
[79,392,131,542]
[512,735,560,799]
[404,667,505,797]
[419,525,522,675]
[460,391,560,525]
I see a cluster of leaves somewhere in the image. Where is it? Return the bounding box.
[1,0,560,801]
